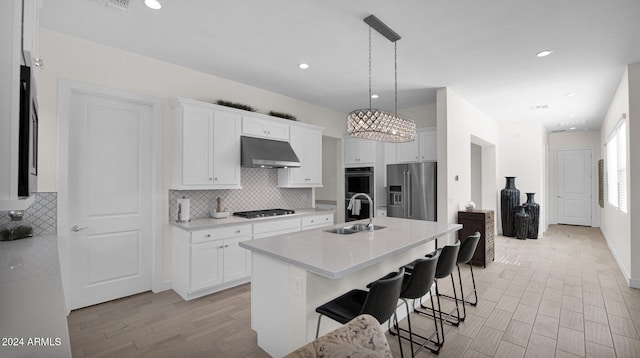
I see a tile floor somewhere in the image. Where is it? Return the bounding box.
[67,224,640,357]
[386,224,640,358]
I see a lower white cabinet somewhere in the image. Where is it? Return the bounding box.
[253,218,301,239]
[301,213,334,230]
[172,224,252,300]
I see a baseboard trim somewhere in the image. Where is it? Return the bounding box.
[152,280,172,293]
[601,228,634,286]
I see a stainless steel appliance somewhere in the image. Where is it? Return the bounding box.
[240,136,300,168]
[233,209,296,219]
[345,167,373,198]
[387,162,437,221]
[345,167,374,222]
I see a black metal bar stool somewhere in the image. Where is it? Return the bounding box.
[440,232,481,321]
[389,251,442,356]
[414,240,462,330]
[315,268,405,356]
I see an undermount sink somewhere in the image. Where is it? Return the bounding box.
[324,224,386,235]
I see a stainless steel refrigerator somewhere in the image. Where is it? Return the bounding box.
[387,162,437,221]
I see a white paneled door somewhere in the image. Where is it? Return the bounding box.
[67,92,153,310]
[556,149,592,226]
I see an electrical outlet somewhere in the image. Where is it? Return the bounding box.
[293,275,303,296]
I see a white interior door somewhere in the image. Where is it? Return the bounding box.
[556,149,592,226]
[67,92,153,310]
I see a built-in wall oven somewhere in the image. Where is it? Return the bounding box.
[18,65,38,197]
[345,167,374,221]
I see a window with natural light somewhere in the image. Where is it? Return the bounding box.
[605,118,627,213]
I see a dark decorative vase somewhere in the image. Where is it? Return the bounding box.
[514,206,530,240]
[500,177,520,237]
[523,193,540,239]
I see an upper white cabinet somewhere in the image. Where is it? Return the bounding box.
[344,137,376,166]
[387,127,437,164]
[278,124,323,187]
[242,116,289,141]
[172,99,242,190]
[418,128,437,161]
[396,139,420,163]
[22,0,43,71]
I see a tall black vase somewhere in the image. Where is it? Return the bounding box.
[514,206,530,240]
[500,177,520,237]
[523,193,540,239]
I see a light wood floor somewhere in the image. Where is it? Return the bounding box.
[68,225,640,357]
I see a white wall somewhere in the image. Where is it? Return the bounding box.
[470,143,482,208]
[629,63,640,286]
[316,136,338,201]
[498,121,548,237]
[548,131,601,227]
[38,29,349,282]
[600,68,631,284]
[437,88,499,237]
[399,102,437,128]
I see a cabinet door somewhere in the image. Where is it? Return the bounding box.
[223,236,252,282]
[358,139,376,164]
[288,125,308,184]
[212,111,241,185]
[182,106,213,185]
[396,140,419,163]
[265,121,290,141]
[344,138,359,165]
[190,241,224,291]
[419,129,437,161]
[306,129,323,184]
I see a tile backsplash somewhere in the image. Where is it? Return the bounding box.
[0,192,57,236]
[169,168,312,221]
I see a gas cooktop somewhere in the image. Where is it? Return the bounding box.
[233,209,296,219]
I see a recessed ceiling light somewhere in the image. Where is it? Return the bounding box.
[144,0,161,9]
[569,127,576,130]
[565,92,575,97]
[569,114,576,118]
[298,63,309,69]
[371,94,379,99]
[536,50,553,57]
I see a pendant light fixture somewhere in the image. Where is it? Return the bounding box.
[347,15,416,143]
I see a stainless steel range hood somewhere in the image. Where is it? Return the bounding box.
[241,136,300,168]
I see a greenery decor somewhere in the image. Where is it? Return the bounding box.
[268,111,297,121]
[216,100,257,112]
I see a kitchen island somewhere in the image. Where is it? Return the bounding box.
[239,216,461,357]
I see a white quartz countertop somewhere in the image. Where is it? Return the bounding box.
[170,208,331,231]
[239,216,462,279]
[0,235,72,358]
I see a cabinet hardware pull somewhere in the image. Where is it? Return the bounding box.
[219,245,224,249]
[206,234,211,237]
[236,230,241,233]
[71,225,88,232]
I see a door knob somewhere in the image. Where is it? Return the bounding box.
[71,225,88,232]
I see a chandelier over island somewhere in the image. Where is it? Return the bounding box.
[347,15,416,143]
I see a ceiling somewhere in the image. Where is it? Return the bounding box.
[40,0,640,131]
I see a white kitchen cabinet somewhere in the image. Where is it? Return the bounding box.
[396,139,420,163]
[344,137,376,166]
[242,116,290,141]
[21,0,43,71]
[171,99,241,189]
[278,124,323,187]
[419,128,437,161]
[386,127,437,164]
[172,224,252,300]
[301,213,334,230]
[253,218,301,239]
